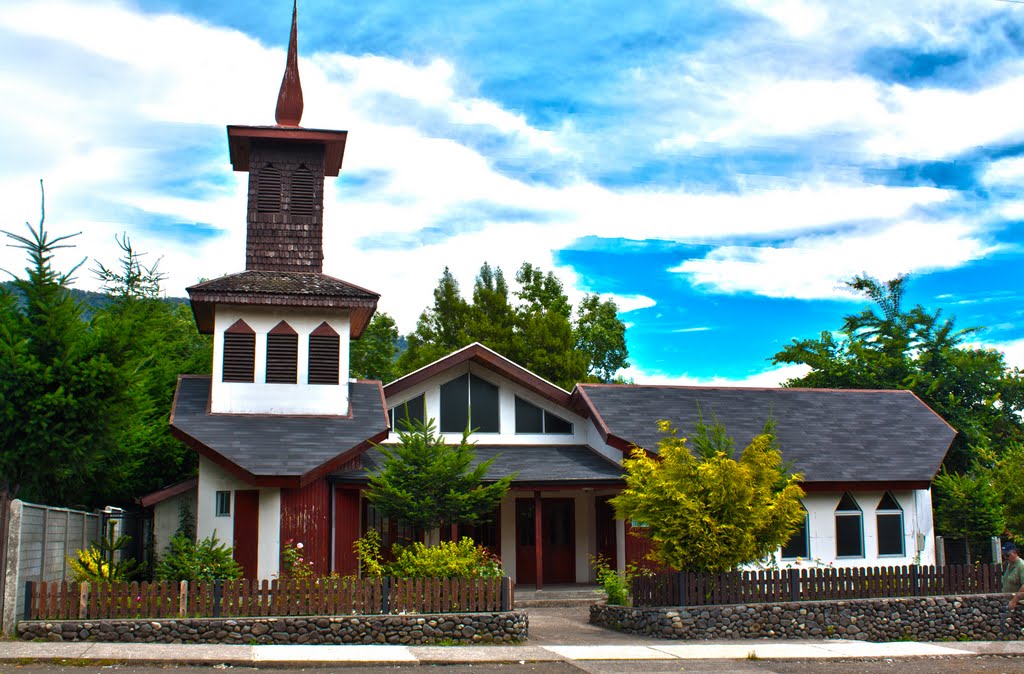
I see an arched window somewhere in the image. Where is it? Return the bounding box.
[256,163,282,214]
[835,493,864,558]
[440,373,499,433]
[876,492,905,556]
[222,319,255,383]
[781,501,809,559]
[308,322,340,385]
[289,164,316,218]
[266,320,298,384]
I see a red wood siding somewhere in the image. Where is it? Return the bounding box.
[624,523,662,572]
[334,488,361,576]
[280,479,331,576]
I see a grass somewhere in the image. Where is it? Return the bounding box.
[746,650,760,660]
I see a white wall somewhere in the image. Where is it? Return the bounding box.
[385,363,589,446]
[196,456,281,579]
[771,489,935,569]
[211,305,351,415]
[152,489,197,557]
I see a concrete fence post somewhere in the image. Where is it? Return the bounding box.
[992,536,1003,564]
[2,499,24,635]
[935,536,945,567]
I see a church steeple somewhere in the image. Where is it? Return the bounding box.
[224,0,349,273]
[275,1,303,127]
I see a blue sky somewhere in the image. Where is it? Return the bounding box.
[1,0,1023,384]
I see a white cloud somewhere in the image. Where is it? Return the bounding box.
[672,326,712,333]
[600,294,656,313]
[670,217,1000,300]
[984,157,1024,186]
[622,362,811,387]
[967,339,1024,372]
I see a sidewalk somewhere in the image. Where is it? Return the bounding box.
[3,638,1023,665]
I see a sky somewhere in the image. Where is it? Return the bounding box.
[1,0,1023,386]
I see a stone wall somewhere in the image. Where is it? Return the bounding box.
[591,594,1024,642]
[18,612,527,645]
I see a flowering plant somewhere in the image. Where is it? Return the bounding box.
[279,539,316,580]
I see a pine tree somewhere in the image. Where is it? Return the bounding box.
[0,184,132,504]
[350,312,400,382]
[365,418,513,535]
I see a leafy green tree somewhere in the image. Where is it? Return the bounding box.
[576,294,629,382]
[0,186,133,505]
[365,418,513,535]
[773,275,1024,472]
[932,467,1005,564]
[610,417,805,572]
[983,441,1024,540]
[350,312,400,382]
[512,262,588,388]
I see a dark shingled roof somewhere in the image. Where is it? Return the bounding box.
[576,385,956,485]
[188,270,378,299]
[170,376,389,486]
[186,270,379,337]
[332,445,625,486]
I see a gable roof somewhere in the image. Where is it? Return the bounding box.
[186,270,379,337]
[170,375,389,487]
[574,384,956,486]
[332,444,625,486]
[384,342,573,409]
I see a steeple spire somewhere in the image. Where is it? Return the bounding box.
[275,0,304,126]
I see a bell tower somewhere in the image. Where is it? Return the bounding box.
[186,0,378,416]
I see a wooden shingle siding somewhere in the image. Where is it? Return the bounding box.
[245,144,326,273]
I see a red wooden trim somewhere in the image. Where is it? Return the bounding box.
[269,320,297,335]
[138,477,198,508]
[225,318,255,334]
[533,491,543,590]
[311,321,339,337]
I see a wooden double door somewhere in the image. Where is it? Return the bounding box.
[515,497,575,585]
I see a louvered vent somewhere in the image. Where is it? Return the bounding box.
[222,333,255,383]
[266,333,298,384]
[308,334,340,385]
[290,165,316,218]
[257,164,282,214]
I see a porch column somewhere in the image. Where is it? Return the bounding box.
[534,491,543,590]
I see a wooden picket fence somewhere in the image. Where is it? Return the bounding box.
[24,576,514,621]
[632,564,1001,607]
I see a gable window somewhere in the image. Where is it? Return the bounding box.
[514,396,573,434]
[781,501,809,559]
[308,322,340,385]
[222,319,255,383]
[289,165,316,218]
[835,492,864,558]
[389,394,426,430]
[215,491,231,517]
[266,320,298,384]
[440,373,499,433]
[876,492,905,556]
[256,163,282,214]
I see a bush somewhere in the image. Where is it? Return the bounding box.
[154,533,243,582]
[590,555,650,606]
[278,539,315,580]
[67,524,143,584]
[354,531,502,579]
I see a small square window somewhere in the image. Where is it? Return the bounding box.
[215,491,231,517]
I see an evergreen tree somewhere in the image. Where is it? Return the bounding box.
[350,312,400,382]
[0,185,132,505]
[611,417,805,572]
[89,235,211,502]
[932,467,1004,564]
[467,262,519,359]
[397,267,469,373]
[365,418,513,534]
